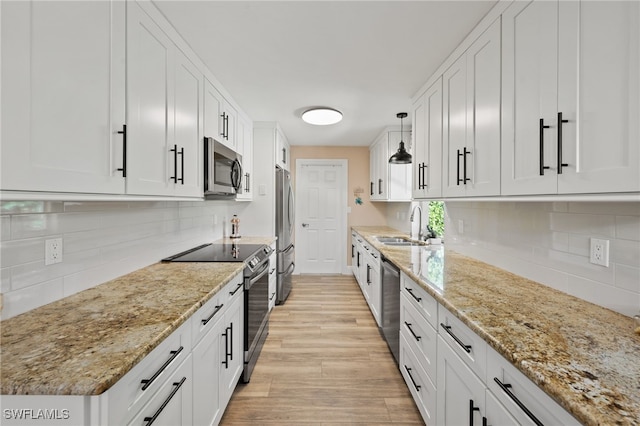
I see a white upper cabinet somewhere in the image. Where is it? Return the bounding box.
[204,79,238,152]
[1,1,126,194]
[412,77,443,199]
[502,0,640,195]
[126,2,202,197]
[236,114,254,201]
[370,128,412,201]
[557,0,640,194]
[443,18,502,198]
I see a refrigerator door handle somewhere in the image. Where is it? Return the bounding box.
[279,243,295,254]
[278,262,295,276]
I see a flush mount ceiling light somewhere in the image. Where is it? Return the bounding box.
[389,112,412,164]
[301,108,343,125]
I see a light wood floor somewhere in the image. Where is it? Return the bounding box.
[220,274,424,425]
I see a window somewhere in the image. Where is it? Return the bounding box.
[428,201,445,238]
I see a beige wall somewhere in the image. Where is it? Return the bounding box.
[290,146,387,267]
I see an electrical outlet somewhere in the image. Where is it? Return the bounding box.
[45,238,63,266]
[589,238,609,267]
[458,219,464,234]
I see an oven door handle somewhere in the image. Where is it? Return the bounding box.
[278,262,295,276]
[247,262,270,288]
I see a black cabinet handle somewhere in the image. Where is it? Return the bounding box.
[494,377,544,426]
[483,417,487,426]
[230,282,243,296]
[222,327,229,368]
[224,114,229,140]
[405,287,422,302]
[170,144,178,183]
[378,178,383,194]
[270,291,276,301]
[419,162,427,189]
[370,181,374,195]
[469,399,480,426]
[244,172,250,192]
[404,365,421,391]
[351,244,354,258]
[457,149,462,185]
[366,264,371,284]
[357,252,361,268]
[117,124,127,177]
[557,112,569,174]
[282,147,286,164]
[141,346,184,391]
[220,113,227,139]
[463,147,471,184]
[201,304,224,326]
[178,147,184,184]
[229,322,233,361]
[143,377,186,426]
[539,119,550,175]
[440,323,472,353]
[404,321,421,341]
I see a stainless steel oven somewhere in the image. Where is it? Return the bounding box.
[162,242,273,383]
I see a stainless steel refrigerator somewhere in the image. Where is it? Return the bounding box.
[275,167,295,304]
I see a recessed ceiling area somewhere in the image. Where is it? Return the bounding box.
[154,1,497,146]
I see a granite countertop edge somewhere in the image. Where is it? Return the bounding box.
[0,237,276,396]
[352,225,640,426]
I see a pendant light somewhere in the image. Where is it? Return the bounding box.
[388,112,412,164]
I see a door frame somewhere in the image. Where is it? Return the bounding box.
[295,159,348,275]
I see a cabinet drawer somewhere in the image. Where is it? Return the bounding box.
[191,290,226,347]
[401,272,438,329]
[487,346,579,425]
[400,293,437,381]
[107,319,192,426]
[127,354,193,426]
[438,306,487,382]
[400,333,437,425]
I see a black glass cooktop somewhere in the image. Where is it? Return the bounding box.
[162,243,266,263]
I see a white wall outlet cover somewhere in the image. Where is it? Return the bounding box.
[45,238,63,266]
[589,238,610,267]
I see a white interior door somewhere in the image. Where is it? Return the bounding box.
[295,159,347,274]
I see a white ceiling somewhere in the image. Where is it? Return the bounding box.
[154,1,497,146]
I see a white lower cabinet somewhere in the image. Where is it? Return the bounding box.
[127,355,193,426]
[400,333,438,425]
[351,232,381,326]
[437,334,486,426]
[487,346,580,426]
[399,273,579,426]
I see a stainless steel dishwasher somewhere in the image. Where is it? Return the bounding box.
[380,255,400,365]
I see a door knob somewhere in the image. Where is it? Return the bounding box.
[302,223,309,227]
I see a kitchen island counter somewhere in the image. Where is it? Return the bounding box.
[353,225,640,426]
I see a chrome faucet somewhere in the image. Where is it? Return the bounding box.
[410,205,423,241]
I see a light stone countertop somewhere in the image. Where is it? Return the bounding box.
[0,237,276,396]
[352,225,640,426]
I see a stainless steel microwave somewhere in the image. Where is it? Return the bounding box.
[204,137,243,198]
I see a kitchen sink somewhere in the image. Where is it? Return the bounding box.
[375,236,421,246]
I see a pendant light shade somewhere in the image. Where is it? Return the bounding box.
[389,112,412,164]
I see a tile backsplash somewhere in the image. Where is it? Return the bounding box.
[444,201,640,317]
[0,200,243,319]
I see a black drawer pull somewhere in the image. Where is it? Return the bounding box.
[201,304,224,326]
[405,287,422,302]
[143,376,186,426]
[141,346,184,391]
[404,365,421,391]
[494,377,544,426]
[404,321,421,341]
[229,282,243,296]
[440,323,472,353]
[378,178,383,194]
